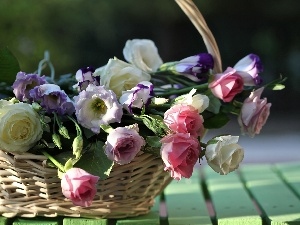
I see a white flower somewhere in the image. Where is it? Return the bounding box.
[174,88,209,113]
[205,135,244,175]
[119,81,154,113]
[94,58,151,97]
[0,100,43,152]
[123,39,163,72]
[73,84,123,134]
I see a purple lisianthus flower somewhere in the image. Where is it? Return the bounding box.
[175,53,214,74]
[119,81,154,113]
[29,84,75,115]
[73,84,123,133]
[104,124,145,165]
[234,54,263,86]
[73,66,100,91]
[12,72,47,101]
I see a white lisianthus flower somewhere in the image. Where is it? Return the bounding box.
[73,84,123,134]
[0,100,43,152]
[95,58,151,97]
[123,39,163,72]
[174,88,209,113]
[119,81,154,113]
[205,135,244,175]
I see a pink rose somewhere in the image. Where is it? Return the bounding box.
[104,125,145,165]
[209,67,244,102]
[61,168,99,207]
[238,87,271,137]
[164,104,204,137]
[160,133,200,180]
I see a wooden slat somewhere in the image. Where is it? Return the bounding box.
[163,170,212,225]
[12,217,61,225]
[203,166,262,225]
[275,162,300,197]
[116,196,160,225]
[240,164,300,225]
[0,217,11,225]
[63,217,108,225]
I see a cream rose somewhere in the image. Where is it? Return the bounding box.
[205,135,244,175]
[0,100,43,152]
[174,88,209,113]
[95,58,151,97]
[123,39,163,72]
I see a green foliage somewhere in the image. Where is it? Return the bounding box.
[0,47,20,84]
[203,112,230,129]
[75,141,114,179]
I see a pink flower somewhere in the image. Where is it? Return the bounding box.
[61,168,99,207]
[104,125,145,165]
[160,133,200,180]
[209,67,244,102]
[238,87,271,137]
[164,104,204,138]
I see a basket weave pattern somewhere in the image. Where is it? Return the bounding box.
[0,150,172,218]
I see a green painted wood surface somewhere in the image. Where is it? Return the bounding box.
[163,171,212,225]
[12,217,61,225]
[0,217,10,225]
[240,164,300,225]
[116,196,160,225]
[275,163,300,197]
[63,217,108,225]
[204,167,262,225]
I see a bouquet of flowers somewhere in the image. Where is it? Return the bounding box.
[0,0,285,216]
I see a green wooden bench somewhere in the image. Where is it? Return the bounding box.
[1,163,299,225]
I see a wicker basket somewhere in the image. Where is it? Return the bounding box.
[0,150,171,218]
[0,0,222,219]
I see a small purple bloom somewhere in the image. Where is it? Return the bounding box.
[73,66,100,91]
[29,84,75,115]
[12,72,47,101]
[119,81,154,113]
[174,53,214,81]
[73,84,123,133]
[234,54,263,86]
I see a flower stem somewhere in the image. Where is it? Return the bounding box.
[42,151,65,172]
[156,83,208,97]
[67,115,82,136]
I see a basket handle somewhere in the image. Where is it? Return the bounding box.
[175,0,222,74]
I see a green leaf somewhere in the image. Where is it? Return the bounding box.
[146,136,162,148]
[271,84,285,90]
[203,112,230,129]
[0,47,20,84]
[206,94,221,114]
[75,141,114,180]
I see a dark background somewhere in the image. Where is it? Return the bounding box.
[1,0,299,114]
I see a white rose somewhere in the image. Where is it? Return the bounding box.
[95,58,151,97]
[175,88,209,113]
[205,135,244,175]
[123,39,163,72]
[0,100,43,152]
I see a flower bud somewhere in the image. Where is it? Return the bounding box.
[52,133,62,149]
[72,136,83,159]
[64,158,74,172]
[9,97,19,104]
[31,102,42,112]
[59,126,70,139]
